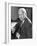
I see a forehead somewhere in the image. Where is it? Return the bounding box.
[18,8,26,15]
[18,10,24,15]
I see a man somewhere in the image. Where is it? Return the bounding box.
[11,8,32,39]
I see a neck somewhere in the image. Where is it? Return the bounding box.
[21,20,25,27]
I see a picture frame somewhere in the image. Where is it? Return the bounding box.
[5,2,37,44]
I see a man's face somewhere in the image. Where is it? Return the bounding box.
[19,10,26,21]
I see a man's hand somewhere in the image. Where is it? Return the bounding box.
[16,32,20,39]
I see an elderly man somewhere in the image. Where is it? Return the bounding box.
[11,8,32,39]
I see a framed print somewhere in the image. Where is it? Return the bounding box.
[5,2,37,43]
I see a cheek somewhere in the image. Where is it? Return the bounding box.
[20,16,23,19]
[19,14,24,19]
[21,15,24,18]
[19,15,22,18]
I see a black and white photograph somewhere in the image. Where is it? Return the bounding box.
[11,6,32,39]
[0,0,37,45]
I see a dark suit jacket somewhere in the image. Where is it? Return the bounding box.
[11,18,32,39]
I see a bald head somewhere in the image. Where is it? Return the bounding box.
[18,8,27,21]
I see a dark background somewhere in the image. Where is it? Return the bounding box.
[11,6,32,22]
